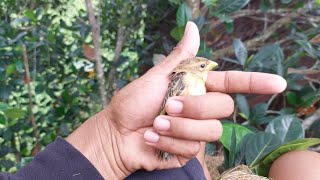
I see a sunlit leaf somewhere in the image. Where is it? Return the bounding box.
[220,122,252,151]
[2,108,25,119]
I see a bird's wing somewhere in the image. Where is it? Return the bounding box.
[160,72,187,115]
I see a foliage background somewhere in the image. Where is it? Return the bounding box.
[0,0,319,176]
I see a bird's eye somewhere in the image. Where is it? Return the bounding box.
[200,64,206,68]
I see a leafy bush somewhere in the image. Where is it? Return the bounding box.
[0,0,319,177]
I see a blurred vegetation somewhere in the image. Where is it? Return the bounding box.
[0,0,319,177]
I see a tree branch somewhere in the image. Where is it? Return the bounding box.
[85,0,107,107]
[106,26,130,103]
[22,45,40,156]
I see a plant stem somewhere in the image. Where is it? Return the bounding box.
[85,0,107,107]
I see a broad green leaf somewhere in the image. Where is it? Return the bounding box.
[265,115,304,144]
[234,133,251,165]
[246,132,282,167]
[2,108,25,119]
[170,26,185,41]
[256,138,320,176]
[248,44,284,72]
[214,0,250,14]
[220,122,252,151]
[232,39,248,66]
[176,3,192,27]
[236,94,250,119]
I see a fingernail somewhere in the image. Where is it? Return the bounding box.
[167,98,183,114]
[144,130,159,143]
[154,117,170,131]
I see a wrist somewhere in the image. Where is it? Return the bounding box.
[66,109,129,179]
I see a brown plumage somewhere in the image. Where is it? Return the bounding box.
[159,57,218,160]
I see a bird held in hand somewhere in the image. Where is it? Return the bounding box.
[159,57,218,160]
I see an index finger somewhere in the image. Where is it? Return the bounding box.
[206,71,287,94]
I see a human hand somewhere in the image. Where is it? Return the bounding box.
[67,22,287,179]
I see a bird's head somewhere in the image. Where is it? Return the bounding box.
[174,57,218,73]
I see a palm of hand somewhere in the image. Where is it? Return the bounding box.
[106,70,171,171]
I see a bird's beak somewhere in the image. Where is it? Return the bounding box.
[207,61,218,71]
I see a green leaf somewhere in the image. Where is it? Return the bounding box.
[281,0,292,4]
[24,9,37,21]
[176,3,192,27]
[228,128,237,168]
[246,132,282,167]
[234,134,251,165]
[248,44,284,73]
[220,122,252,151]
[256,138,320,176]
[170,26,185,41]
[232,39,248,66]
[296,40,315,58]
[236,94,250,119]
[0,103,9,110]
[214,0,250,14]
[6,64,16,76]
[15,61,24,73]
[0,85,12,100]
[2,108,25,119]
[224,21,234,33]
[265,115,304,144]
[287,91,299,106]
[0,113,6,125]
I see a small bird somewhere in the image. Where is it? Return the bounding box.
[159,57,218,160]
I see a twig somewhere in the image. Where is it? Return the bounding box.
[213,16,296,60]
[267,94,278,109]
[288,68,320,75]
[106,27,130,103]
[22,45,40,155]
[85,0,107,107]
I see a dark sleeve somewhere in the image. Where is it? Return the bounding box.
[126,158,206,180]
[0,137,104,180]
[1,138,206,180]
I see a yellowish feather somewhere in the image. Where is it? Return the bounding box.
[159,57,218,160]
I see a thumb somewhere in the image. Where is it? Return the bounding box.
[158,21,200,74]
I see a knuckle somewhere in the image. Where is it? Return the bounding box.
[222,94,235,117]
[207,121,223,141]
[189,141,201,157]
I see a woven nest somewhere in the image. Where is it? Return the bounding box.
[205,155,270,180]
[216,165,270,180]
